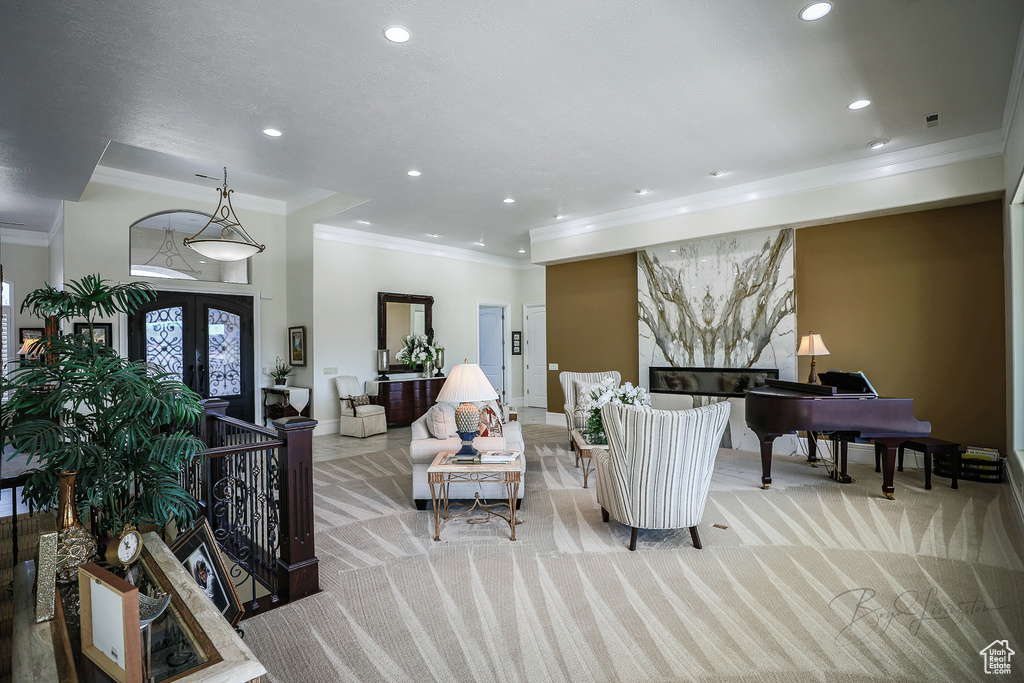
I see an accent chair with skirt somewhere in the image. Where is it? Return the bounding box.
[559,370,621,454]
[335,376,387,438]
[594,400,731,551]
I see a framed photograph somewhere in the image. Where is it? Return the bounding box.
[79,562,142,683]
[511,331,522,356]
[289,325,307,366]
[171,518,243,626]
[18,327,44,359]
[74,322,113,347]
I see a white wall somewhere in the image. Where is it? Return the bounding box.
[0,243,51,338]
[61,181,291,407]
[312,236,535,431]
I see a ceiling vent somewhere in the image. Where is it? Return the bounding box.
[0,220,27,226]
[194,173,221,181]
[924,112,941,128]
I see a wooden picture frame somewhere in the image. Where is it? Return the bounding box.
[288,325,307,366]
[79,563,142,683]
[170,518,243,626]
[73,322,114,347]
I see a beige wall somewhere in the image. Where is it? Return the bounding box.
[1,243,51,345]
[545,253,640,412]
[795,200,1006,450]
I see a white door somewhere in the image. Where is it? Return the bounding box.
[478,305,504,400]
[524,304,547,408]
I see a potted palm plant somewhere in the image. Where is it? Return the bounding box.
[1,275,206,548]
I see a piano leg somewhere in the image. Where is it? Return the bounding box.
[806,431,818,466]
[837,438,852,483]
[874,438,901,500]
[755,433,779,489]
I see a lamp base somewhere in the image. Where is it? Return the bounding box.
[454,430,479,457]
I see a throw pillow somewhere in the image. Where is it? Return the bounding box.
[350,394,371,407]
[574,380,599,407]
[478,405,503,437]
[427,404,458,439]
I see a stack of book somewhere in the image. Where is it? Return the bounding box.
[479,451,518,464]
[962,445,1001,461]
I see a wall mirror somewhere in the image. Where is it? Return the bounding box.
[377,292,433,372]
[129,210,250,284]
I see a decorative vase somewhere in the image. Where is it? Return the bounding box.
[54,471,97,584]
[423,361,434,379]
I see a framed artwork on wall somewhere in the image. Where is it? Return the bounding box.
[74,322,114,347]
[18,327,44,359]
[288,325,306,366]
[511,331,522,356]
[170,518,243,627]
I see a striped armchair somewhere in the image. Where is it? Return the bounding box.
[594,401,731,551]
[559,370,621,456]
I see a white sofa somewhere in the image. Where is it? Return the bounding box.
[409,408,525,510]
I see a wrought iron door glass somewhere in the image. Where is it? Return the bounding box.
[208,308,241,397]
[146,306,184,379]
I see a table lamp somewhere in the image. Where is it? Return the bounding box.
[376,349,390,381]
[436,361,498,457]
[797,332,830,384]
[18,337,42,358]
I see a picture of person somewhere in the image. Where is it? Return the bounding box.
[185,543,229,615]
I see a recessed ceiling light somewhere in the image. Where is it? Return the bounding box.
[475,241,486,247]
[635,189,650,195]
[198,260,207,264]
[427,233,441,238]
[262,128,282,137]
[710,170,727,177]
[407,170,421,177]
[799,2,832,21]
[356,219,373,225]
[554,214,564,219]
[848,99,871,110]
[384,26,410,43]
[518,249,526,254]
[868,139,887,150]
[670,249,677,253]
[503,198,515,204]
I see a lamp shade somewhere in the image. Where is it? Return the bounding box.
[797,333,830,357]
[184,238,262,262]
[18,338,42,355]
[436,362,498,403]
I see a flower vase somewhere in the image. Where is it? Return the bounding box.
[423,361,434,379]
[54,471,97,584]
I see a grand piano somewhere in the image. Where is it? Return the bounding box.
[744,372,930,499]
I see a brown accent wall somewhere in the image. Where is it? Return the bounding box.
[795,200,1005,450]
[546,253,640,411]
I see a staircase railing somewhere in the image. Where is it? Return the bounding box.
[184,399,319,617]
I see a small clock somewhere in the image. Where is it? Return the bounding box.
[105,526,144,567]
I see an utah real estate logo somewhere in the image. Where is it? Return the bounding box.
[980,640,1014,675]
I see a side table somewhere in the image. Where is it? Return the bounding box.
[426,451,522,541]
[570,429,604,489]
[261,386,311,426]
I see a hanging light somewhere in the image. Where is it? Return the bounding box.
[184,167,265,261]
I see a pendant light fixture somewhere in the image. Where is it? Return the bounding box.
[184,167,265,261]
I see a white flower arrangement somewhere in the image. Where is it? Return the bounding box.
[582,377,651,441]
[395,333,444,368]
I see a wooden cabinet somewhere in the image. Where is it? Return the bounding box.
[374,377,446,426]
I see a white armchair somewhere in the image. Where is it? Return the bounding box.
[335,376,387,438]
[594,401,730,551]
[559,370,621,456]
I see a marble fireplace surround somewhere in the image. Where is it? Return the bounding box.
[638,228,798,454]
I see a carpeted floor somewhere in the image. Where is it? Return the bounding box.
[242,424,1024,682]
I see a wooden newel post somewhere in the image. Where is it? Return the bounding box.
[200,398,230,444]
[274,416,320,603]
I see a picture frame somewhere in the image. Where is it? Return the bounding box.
[79,562,143,683]
[288,325,307,366]
[73,322,114,347]
[170,518,243,627]
[511,331,522,356]
[18,327,44,358]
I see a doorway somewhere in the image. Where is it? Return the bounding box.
[523,303,546,409]
[478,303,507,402]
[128,291,255,422]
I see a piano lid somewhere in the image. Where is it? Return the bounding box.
[819,370,878,397]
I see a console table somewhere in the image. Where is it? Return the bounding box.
[367,377,445,426]
[261,386,311,427]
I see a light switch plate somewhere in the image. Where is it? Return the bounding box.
[323,367,338,375]
[548,363,558,371]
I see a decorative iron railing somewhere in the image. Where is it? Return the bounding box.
[186,399,319,617]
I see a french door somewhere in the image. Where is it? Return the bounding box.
[128,291,255,422]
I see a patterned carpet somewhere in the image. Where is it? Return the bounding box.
[243,424,1024,682]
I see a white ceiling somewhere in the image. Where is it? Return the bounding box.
[2,1,1022,258]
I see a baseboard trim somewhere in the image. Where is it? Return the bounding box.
[314,419,339,437]
[1007,452,1024,536]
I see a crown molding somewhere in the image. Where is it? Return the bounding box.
[530,130,1005,245]
[90,166,287,215]
[1003,14,1024,136]
[47,202,64,244]
[0,226,49,246]
[314,224,532,270]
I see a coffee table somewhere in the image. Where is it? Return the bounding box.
[426,451,522,541]
[570,429,606,489]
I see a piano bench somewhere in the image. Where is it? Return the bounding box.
[876,437,961,491]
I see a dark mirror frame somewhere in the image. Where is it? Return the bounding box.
[377,292,434,373]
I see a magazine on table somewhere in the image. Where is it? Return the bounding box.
[479,451,518,463]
